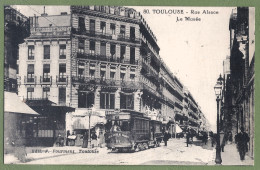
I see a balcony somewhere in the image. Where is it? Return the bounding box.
[121,80,142,89]
[30,26,71,38]
[56,75,68,85]
[77,52,138,65]
[72,76,141,89]
[142,83,160,97]
[141,62,159,82]
[40,76,52,85]
[72,28,140,44]
[24,76,37,85]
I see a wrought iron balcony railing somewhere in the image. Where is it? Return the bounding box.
[77,52,138,65]
[72,28,140,43]
[72,76,141,89]
[56,75,68,85]
[40,76,52,84]
[24,76,37,85]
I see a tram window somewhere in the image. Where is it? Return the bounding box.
[121,121,130,131]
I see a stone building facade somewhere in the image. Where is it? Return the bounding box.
[4,5,29,92]
[222,7,255,158]
[16,6,209,145]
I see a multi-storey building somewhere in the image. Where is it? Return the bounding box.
[222,7,254,158]
[17,12,74,146]
[16,5,208,146]
[4,6,39,149]
[184,88,202,134]
[4,5,30,92]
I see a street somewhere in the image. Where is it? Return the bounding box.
[5,138,216,165]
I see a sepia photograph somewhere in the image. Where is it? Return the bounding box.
[4,5,255,165]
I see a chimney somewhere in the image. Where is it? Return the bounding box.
[41,6,48,16]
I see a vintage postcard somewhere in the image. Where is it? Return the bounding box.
[3,5,255,165]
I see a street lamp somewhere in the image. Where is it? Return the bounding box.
[214,74,223,165]
[86,105,96,148]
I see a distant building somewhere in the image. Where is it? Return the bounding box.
[4,5,30,92]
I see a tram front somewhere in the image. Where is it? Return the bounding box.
[105,113,134,151]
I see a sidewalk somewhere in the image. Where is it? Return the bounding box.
[219,143,254,165]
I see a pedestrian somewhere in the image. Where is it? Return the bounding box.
[211,134,215,147]
[163,130,171,146]
[235,127,250,161]
[14,134,27,163]
[66,130,71,146]
[91,131,98,148]
[202,132,208,145]
[186,129,190,147]
[54,133,63,147]
[228,131,233,144]
[82,132,88,148]
[221,133,227,152]
[98,131,105,148]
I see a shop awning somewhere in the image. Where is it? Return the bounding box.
[72,109,106,130]
[4,92,39,115]
[176,124,182,133]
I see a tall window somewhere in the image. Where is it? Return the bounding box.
[110,71,115,79]
[130,27,135,40]
[78,92,94,108]
[100,93,115,109]
[100,70,106,80]
[110,23,115,35]
[44,45,50,59]
[78,39,85,53]
[89,41,95,54]
[130,47,135,64]
[110,44,116,59]
[59,45,66,59]
[27,64,34,82]
[120,73,125,81]
[130,74,135,81]
[100,21,106,34]
[100,42,106,56]
[120,45,126,62]
[59,87,66,105]
[89,69,95,79]
[43,87,50,99]
[59,64,66,82]
[120,25,125,38]
[43,64,50,82]
[27,87,34,99]
[78,63,84,78]
[120,94,134,109]
[28,45,35,60]
[78,17,86,32]
[90,19,95,34]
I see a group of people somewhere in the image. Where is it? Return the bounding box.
[55,130,105,149]
[163,127,250,161]
[207,127,250,161]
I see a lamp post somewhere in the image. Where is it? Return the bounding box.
[87,105,96,148]
[214,74,224,165]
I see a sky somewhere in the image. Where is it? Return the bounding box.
[13,5,234,132]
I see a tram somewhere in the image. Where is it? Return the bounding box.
[105,109,163,152]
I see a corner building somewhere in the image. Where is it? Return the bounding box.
[17,6,208,145]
